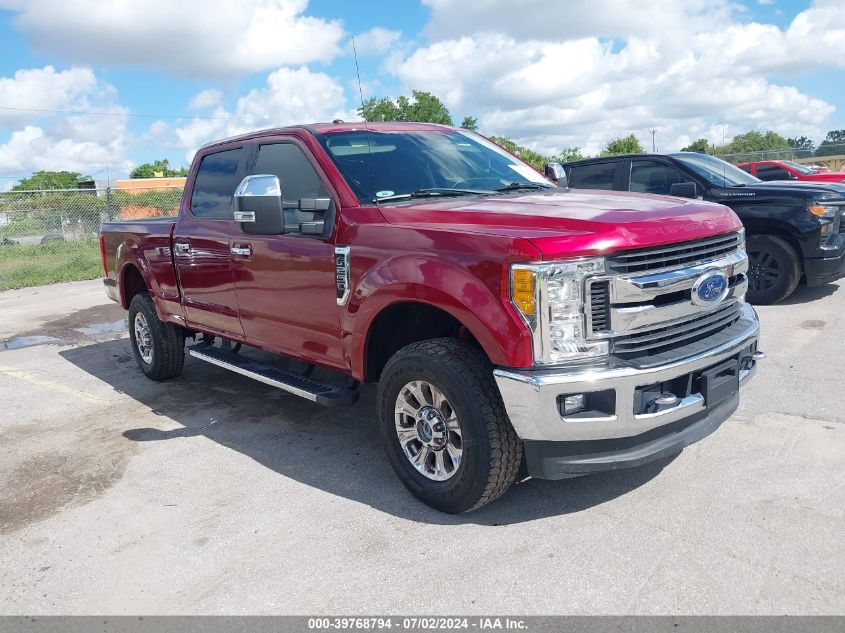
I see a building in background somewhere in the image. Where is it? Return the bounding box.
[115,177,186,194]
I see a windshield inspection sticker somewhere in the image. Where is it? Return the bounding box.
[375,190,395,198]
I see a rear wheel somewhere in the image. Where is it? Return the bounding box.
[128,292,185,381]
[746,235,801,304]
[377,339,522,513]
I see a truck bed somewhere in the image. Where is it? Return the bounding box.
[100,218,178,310]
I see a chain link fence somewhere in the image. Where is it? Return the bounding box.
[717,143,845,165]
[0,186,183,291]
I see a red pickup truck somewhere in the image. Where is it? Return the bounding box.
[738,159,845,183]
[100,122,762,513]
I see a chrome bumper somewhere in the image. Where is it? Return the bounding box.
[494,303,760,443]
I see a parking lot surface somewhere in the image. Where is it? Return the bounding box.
[0,279,843,614]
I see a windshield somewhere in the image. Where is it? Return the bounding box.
[671,153,760,187]
[782,161,817,175]
[315,129,551,202]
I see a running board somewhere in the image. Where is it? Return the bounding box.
[188,345,359,407]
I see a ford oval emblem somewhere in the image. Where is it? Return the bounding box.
[692,270,729,306]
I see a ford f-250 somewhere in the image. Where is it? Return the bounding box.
[100,122,763,513]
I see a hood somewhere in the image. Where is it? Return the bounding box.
[726,180,845,197]
[377,189,741,259]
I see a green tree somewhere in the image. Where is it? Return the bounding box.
[555,147,584,163]
[788,136,815,151]
[130,159,188,179]
[488,136,551,171]
[601,134,644,156]
[359,90,453,125]
[12,171,87,191]
[816,129,845,157]
[726,130,790,154]
[681,138,711,153]
[459,115,479,132]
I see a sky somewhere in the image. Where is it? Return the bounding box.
[0,0,843,188]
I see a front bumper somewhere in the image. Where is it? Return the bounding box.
[804,250,845,287]
[494,303,760,479]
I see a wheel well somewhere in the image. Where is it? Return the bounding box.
[121,265,147,308]
[743,223,804,272]
[364,302,479,382]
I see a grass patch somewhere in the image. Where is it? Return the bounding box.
[0,240,102,291]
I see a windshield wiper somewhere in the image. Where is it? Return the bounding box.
[494,182,554,192]
[372,188,492,203]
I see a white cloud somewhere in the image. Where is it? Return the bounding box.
[0,66,133,181]
[173,66,355,162]
[0,0,345,77]
[422,0,738,42]
[352,27,402,55]
[188,89,223,110]
[0,66,98,125]
[389,0,843,153]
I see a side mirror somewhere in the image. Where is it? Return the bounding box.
[545,162,567,188]
[234,175,284,234]
[670,182,698,198]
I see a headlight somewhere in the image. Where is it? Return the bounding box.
[808,200,842,218]
[510,258,608,365]
[809,199,844,239]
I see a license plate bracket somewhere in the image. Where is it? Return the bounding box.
[701,358,739,407]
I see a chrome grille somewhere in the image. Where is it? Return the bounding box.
[612,302,743,360]
[606,231,744,275]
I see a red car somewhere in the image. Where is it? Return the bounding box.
[100,122,762,512]
[738,160,845,183]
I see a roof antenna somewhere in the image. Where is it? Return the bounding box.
[351,35,377,202]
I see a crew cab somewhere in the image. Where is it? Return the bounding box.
[738,160,845,183]
[564,152,845,303]
[100,123,762,513]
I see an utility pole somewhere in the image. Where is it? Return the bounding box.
[650,129,657,153]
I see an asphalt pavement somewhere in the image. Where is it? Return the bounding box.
[0,278,842,614]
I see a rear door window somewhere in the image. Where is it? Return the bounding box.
[190,148,244,218]
[568,162,616,190]
[755,164,792,181]
[629,160,693,195]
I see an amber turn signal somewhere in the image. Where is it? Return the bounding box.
[512,268,535,316]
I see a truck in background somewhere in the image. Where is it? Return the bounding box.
[564,152,845,304]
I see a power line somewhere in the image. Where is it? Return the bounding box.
[0,105,270,121]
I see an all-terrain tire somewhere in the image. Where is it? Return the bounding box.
[377,338,522,513]
[746,234,802,304]
[128,292,185,381]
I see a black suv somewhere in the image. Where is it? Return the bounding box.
[563,152,845,303]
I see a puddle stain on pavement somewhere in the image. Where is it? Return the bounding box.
[0,302,135,533]
[0,303,128,351]
[0,425,136,534]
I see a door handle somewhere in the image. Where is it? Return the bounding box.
[174,241,190,254]
[230,246,251,257]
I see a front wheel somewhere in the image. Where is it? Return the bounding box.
[745,235,801,305]
[377,339,522,513]
[128,292,185,381]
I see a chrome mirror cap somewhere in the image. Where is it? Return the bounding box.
[235,174,281,198]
